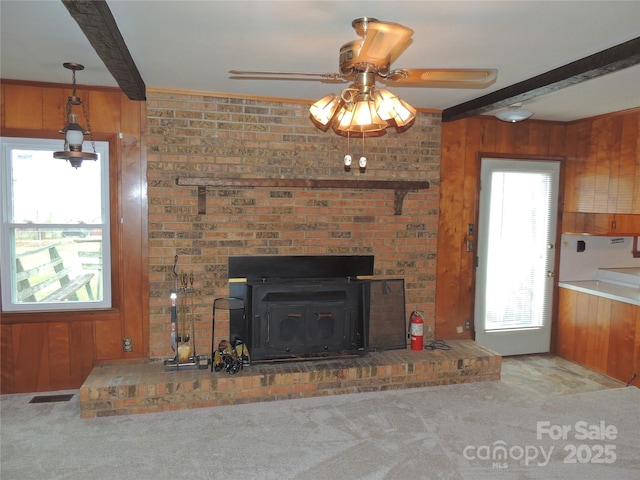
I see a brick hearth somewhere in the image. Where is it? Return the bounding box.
[79,340,500,417]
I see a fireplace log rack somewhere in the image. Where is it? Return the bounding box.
[176,176,429,215]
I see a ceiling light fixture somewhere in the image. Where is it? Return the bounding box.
[53,63,97,168]
[310,71,416,170]
[495,104,533,123]
[310,72,416,135]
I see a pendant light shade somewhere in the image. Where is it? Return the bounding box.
[373,88,417,127]
[343,94,388,133]
[309,94,342,126]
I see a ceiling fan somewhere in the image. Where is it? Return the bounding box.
[230,17,498,135]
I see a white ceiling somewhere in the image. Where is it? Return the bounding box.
[1,1,639,122]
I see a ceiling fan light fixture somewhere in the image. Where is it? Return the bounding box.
[495,106,533,123]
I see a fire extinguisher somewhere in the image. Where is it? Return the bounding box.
[409,311,424,351]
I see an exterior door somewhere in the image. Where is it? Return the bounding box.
[474,158,560,355]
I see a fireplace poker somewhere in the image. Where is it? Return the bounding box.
[177,271,191,362]
[180,272,189,343]
[189,271,196,358]
[170,255,179,352]
[170,292,177,352]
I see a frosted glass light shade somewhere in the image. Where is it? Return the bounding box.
[495,108,533,123]
[65,125,85,147]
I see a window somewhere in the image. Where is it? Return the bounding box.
[1,137,111,311]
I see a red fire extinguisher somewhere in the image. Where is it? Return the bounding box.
[409,311,424,351]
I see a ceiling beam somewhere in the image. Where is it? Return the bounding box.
[61,0,146,101]
[442,36,640,122]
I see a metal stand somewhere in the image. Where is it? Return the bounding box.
[211,297,246,372]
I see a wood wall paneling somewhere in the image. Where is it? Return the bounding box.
[564,111,639,216]
[620,112,639,213]
[557,288,639,385]
[436,120,470,339]
[120,98,148,357]
[594,118,613,213]
[94,319,124,360]
[0,325,14,392]
[0,81,147,393]
[607,301,637,384]
[563,124,579,212]
[556,288,577,358]
[576,121,595,212]
[47,322,71,389]
[89,90,122,133]
[12,323,49,392]
[42,87,65,131]
[437,117,567,340]
[69,320,95,386]
[438,110,639,380]
[3,85,43,129]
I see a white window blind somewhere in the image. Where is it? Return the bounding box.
[483,170,554,331]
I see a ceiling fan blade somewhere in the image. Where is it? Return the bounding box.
[229,70,344,80]
[388,68,498,88]
[355,20,414,66]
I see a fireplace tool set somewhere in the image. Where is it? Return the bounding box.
[164,256,210,371]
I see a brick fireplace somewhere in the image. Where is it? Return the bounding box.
[80,340,502,417]
[225,254,410,363]
[79,90,503,418]
[146,88,441,361]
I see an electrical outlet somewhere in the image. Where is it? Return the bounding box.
[466,240,474,252]
[122,338,133,352]
[464,320,471,331]
[456,325,463,334]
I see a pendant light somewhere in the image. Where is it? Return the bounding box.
[53,63,98,168]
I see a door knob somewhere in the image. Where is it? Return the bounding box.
[547,271,555,277]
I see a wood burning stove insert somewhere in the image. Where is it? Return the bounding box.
[228,255,375,362]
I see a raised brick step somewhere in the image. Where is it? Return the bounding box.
[79,340,501,418]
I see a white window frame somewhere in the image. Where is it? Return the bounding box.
[1,137,112,311]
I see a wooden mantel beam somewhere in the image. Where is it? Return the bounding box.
[176,176,430,215]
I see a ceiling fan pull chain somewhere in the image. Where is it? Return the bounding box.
[344,131,352,168]
[360,134,367,169]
